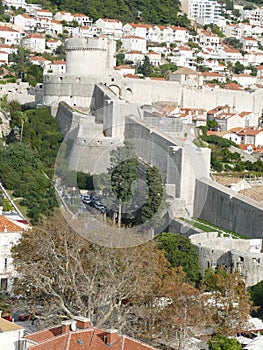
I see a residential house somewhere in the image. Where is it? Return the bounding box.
[202,71,226,83]
[169,26,189,44]
[30,9,53,19]
[245,51,263,65]
[223,24,241,39]
[198,30,220,49]
[46,39,62,51]
[121,36,146,53]
[257,65,263,77]
[223,130,242,144]
[13,14,36,32]
[0,44,17,55]
[22,33,45,52]
[207,105,230,120]
[0,26,21,45]
[218,47,244,63]
[114,65,135,77]
[29,56,51,68]
[237,127,263,147]
[44,60,66,75]
[169,67,203,87]
[170,46,194,68]
[123,23,153,40]
[239,111,259,128]
[124,50,144,64]
[215,112,244,131]
[0,215,25,292]
[71,25,98,38]
[0,313,24,350]
[146,51,161,66]
[241,36,258,51]
[239,22,254,37]
[73,13,93,27]
[151,25,172,43]
[0,50,8,65]
[240,7,263,26]
[22,317,159,350]
[95,18,123,38]
[48,20,63,35]
[3,0,26,9]
[53,11,73,23]
[233,73,257,88]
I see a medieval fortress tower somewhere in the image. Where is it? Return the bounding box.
[39,35,263,287]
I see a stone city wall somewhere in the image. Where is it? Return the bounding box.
[190,232,263,287]
[194,178,263,238]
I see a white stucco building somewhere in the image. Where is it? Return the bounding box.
[22,33,46,53]
[0,215,24,292]
[0,314,24,350]
[121,36,146,53]
[95,18,123,38]
[188,0,222,25]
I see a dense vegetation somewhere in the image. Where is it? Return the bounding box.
[0,105,62,223]
[156,232,201,283]
[199,126,263,173]
[29,0,189,26]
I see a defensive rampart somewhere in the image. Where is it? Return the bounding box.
[194,178,263,238]
[190,232,263,287]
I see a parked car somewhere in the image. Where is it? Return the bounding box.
[82,195,91,204]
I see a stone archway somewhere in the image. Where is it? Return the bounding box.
[124,88,133,102]
[108,84,122,97]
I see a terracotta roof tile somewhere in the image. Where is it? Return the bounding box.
[0,215,23,232]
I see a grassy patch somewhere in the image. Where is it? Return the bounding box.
[179,217,247,239]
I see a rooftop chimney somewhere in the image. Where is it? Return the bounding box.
[74,316,91,329]
[61,320,72,333]
[105,329,118,345]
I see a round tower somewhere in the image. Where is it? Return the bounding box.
[65,36,116,78]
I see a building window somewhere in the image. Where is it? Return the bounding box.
[1,278,7,290]
[4,258,7,269]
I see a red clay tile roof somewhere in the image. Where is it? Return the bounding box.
[0,215,23,232]
[124,73,140,79]
[29,56,48,61]
[51,60,66,65]
[0,26,19,32]
[123,35,145,39]
[128,23,153,29]
[100,18,121,23]
[224,82,243,90]
[237,128,263,136]
[125,50,144,54]
[169,26,188,31]
[25,325,158,350]
[239,111,251,117]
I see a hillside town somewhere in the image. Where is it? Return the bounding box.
[0,0,263,350]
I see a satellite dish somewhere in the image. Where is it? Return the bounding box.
[70,321,77,332]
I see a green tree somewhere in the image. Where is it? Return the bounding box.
[137,56,152,77]
[109,141,139,228]
[233,61,245,74]
[3,198,13,212]
[223,38,242,50]
[140,165,166,227]
[249,280,263,313]
[156,232,201,283]
[208,334,242,350]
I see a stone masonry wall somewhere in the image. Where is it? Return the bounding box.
[194,178,263,238]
